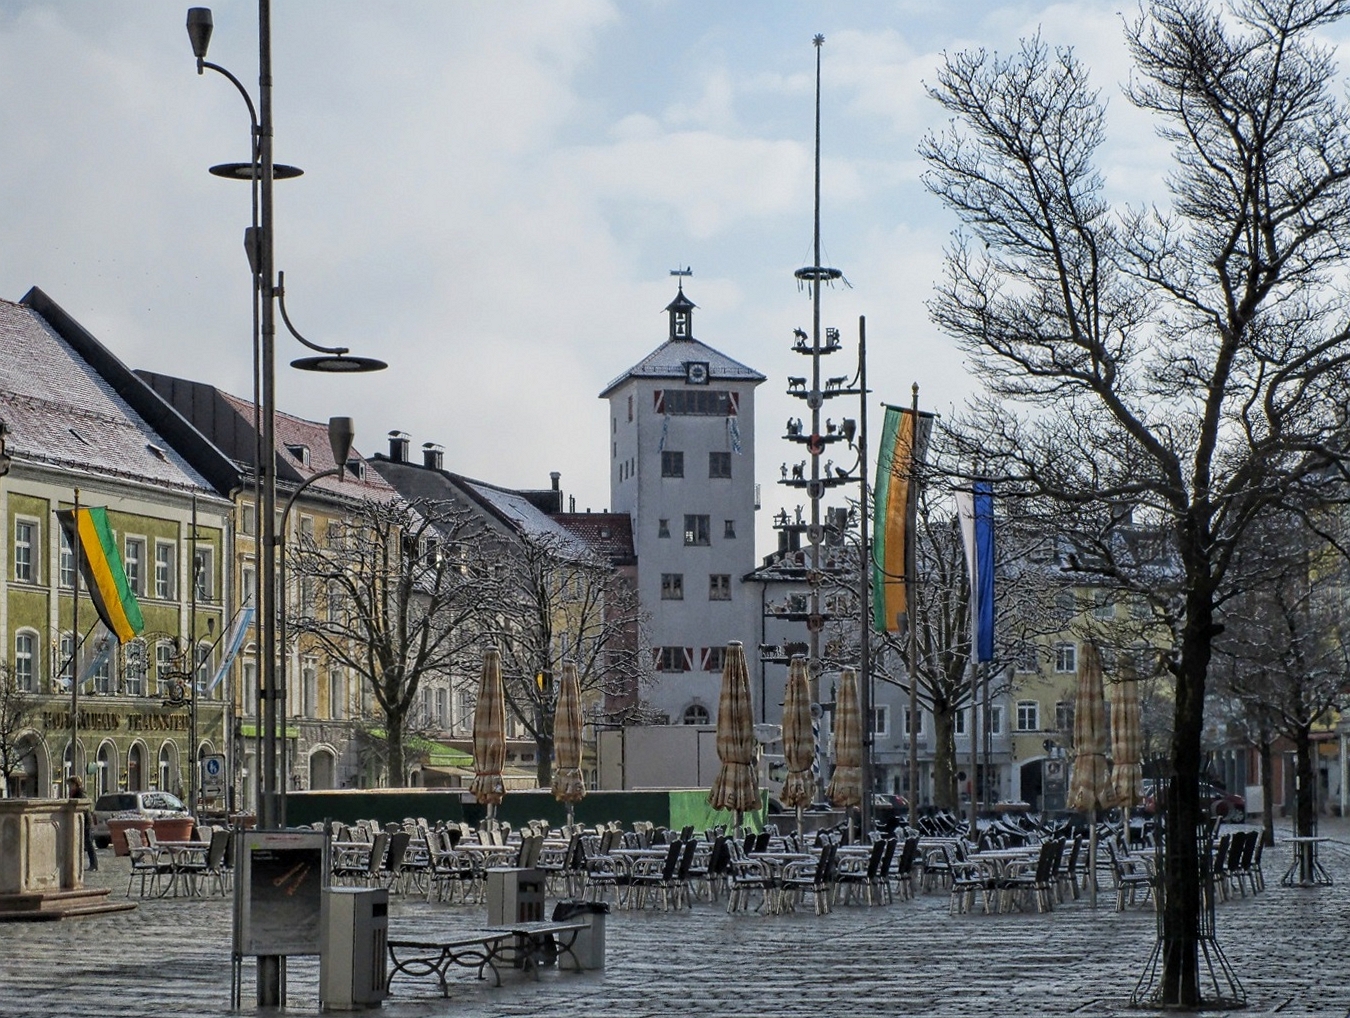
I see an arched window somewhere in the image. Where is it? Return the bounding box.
[13,630,37,692]
[158,743,178,795]
[682,704,710,725]
[127,743,144,791]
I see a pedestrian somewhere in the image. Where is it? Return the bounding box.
[68,776,98,871]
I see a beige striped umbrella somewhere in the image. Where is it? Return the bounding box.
[709,641,760,817]
[1068,641,1116,906]
[779,655,815,811]
[469,646,507,808]
[1110,677,1143,812]
[827,666,863,808]
[551,659,587,809]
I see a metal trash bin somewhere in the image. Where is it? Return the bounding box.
[486,867,545,925]
[552,899,609,971]
[320,887,389,1010]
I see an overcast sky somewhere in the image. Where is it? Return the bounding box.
[5,2,1348,549]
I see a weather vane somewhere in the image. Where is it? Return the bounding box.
[669,266,692,278]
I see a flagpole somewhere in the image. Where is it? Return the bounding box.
[70,487,80,795]
[189,492,199,816]
[856,317,873,836]
[906,384,920,814]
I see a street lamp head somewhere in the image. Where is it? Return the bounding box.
[327,416,355,473]
[290,354,388,373]
[186,8,214,65]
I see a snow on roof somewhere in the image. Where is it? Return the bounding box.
[0,298,214,493]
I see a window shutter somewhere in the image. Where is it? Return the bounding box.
[684,647,695,672]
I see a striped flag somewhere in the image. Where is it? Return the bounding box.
[207,605,255,693]
[955,481,995,662]
[871,405,934,632]
[56,506,144,644]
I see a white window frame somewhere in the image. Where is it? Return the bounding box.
[14,630,37,692]
[154,540,177,600]
[193,546,214,603]
[984,704,1004,736]
[1054,642,1077,674]
[13,518,37,583]
[124,536,145,596]
[1016,700,1040,732]
[59,528,75,588]
[870,705,890,738]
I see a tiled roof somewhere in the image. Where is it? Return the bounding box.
[462,480,593,558]
[0,297,218,494]
[553,513,636,565]
[599,337,766,397]
[218,390,399,503]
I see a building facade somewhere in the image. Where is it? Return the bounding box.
[601,286,764,725]
[0,289,237,804]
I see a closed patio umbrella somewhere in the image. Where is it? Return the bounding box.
[1068,641,1117,907]
[709,642,760,825]
[470,646,507,815]
[551,658,587,825]
[1110,677,1143,815]
[827,666,863,813]
[780,655,815,830]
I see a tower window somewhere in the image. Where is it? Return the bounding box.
[709,452,731,478]
[658,519,670,538]
[683,515,710,546]
[661,451,684,477]
[661,573,684,600]
[724,519,736,539]
[709,574,731,601]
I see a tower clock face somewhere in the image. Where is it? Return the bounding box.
[685,361,709,385]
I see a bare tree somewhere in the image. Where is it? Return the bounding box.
[921,2,1350,1004]
[1214,517,1349,844]
[288,496,502,785]
[0,664,38,795]
[491,532,646,785]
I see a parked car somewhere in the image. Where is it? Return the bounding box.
[91,791,190,848]
[1139,780,1246,823]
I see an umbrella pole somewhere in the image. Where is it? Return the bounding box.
[796,804,803,843]
[1088,805,1098,909]
[566,804,575,831]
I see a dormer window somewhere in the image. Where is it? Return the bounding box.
[346,458,365,480]
[286,444,310,466]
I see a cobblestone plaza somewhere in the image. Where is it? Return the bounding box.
[0,819,1345,1018]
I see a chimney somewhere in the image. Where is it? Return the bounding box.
[388,430,410,463]
[550,471,561,491]
[422,442,444,471]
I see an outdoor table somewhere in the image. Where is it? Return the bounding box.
[1281,836,1333,887]
[155,840,211,897]
[970,848,1039,879]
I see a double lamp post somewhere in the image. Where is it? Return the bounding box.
[186,4,383,1006]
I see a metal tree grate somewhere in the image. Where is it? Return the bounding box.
[1131,783,1246,1010]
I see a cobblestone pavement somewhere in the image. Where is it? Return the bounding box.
[0,820,1346,1018]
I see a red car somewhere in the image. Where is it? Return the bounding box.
[1140,782,1246,823]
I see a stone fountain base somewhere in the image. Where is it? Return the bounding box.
[0,798,134,921]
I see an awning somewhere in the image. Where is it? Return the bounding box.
[366,730,474,768]
[411,765,537,791]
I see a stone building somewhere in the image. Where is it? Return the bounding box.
[0,288,237,802]
[600,285,764,725]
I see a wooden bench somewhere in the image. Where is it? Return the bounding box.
[486,920,591,977]
[386,933,513,996]
[386,920,591,996]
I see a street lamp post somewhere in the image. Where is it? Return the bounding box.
[187,6,382,1008]
[276,417,355,822]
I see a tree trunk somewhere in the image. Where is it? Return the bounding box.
[1159,585,1212,1008]
[1259,734,1275,848]
[536,733,553,787]
[385,707,408,788]
[1294,726,1316,839]
[931,708,958,810]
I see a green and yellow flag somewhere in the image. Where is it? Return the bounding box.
[872,405,934,633]
[56,506,144,644]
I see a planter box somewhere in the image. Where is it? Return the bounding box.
[152,817,195,843]
[107,818,154,857]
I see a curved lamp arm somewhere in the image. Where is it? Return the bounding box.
[276,272,350,357]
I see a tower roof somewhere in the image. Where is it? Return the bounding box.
[600,287,765,397]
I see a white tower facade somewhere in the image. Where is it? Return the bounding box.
[601,286,765,725]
